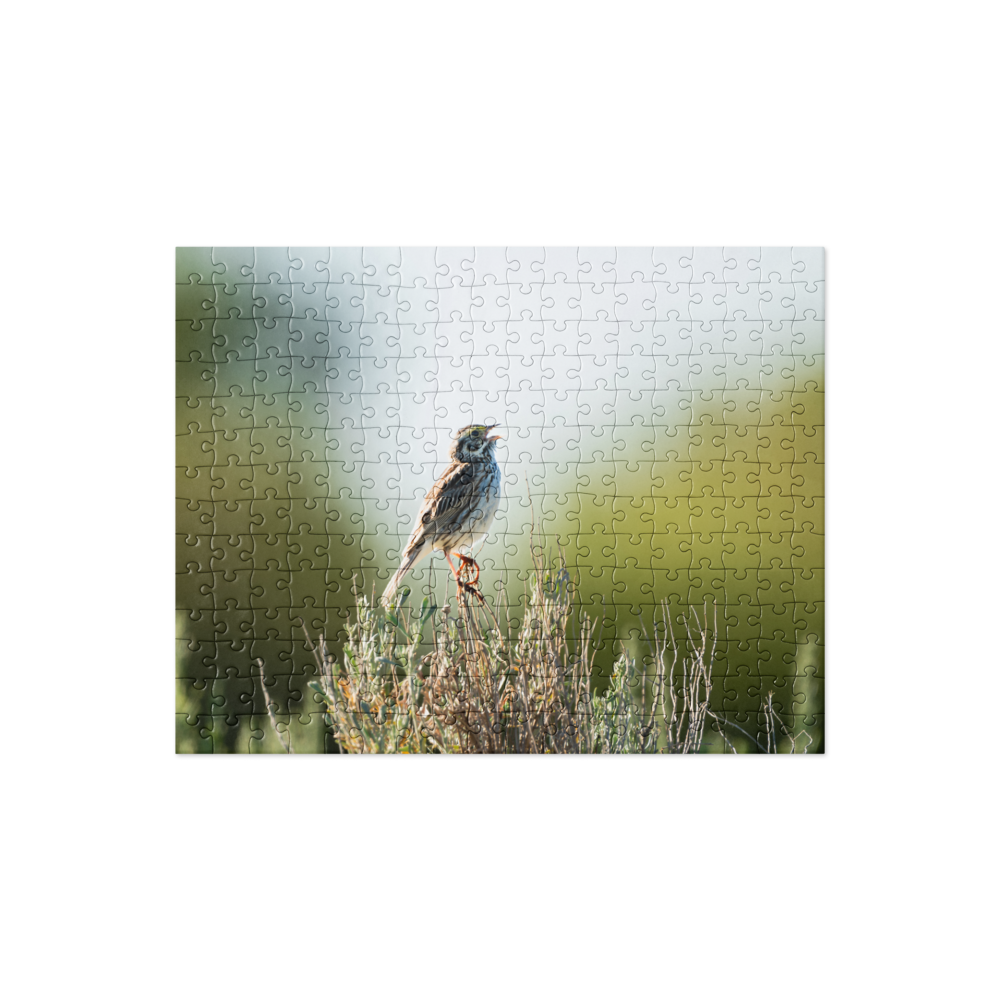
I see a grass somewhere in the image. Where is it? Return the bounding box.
[259,552,813,754]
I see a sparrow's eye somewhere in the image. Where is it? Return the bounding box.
[471,430,480,437]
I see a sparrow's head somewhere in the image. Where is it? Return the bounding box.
[450,423,502,462]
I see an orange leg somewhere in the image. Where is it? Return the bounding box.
[444,552,484,604]
[444,551,462,582]
[456,553,481,585]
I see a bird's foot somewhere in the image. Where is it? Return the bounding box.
[449,553,484,603]
[456,554,481,585]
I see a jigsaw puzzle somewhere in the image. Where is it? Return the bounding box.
[176,247,824,753]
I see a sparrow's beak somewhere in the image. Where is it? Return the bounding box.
[486,424,503,442]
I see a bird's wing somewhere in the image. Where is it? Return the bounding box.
[399,461,476,555]
[387,462,486,602]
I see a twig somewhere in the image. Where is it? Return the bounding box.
[256,658,293,754]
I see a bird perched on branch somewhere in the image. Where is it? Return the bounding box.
[383,423,502,604]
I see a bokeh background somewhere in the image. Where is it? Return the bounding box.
[176,247,824,752]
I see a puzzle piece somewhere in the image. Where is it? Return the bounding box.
[177,248,824,753]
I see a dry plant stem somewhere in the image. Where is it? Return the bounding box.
[764,691,777,754]
[667,603,715,753]
[256,658,293,754]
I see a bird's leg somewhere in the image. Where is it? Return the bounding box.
[456,553,481,586]
[445,552,484,604]
[444,552,462,585]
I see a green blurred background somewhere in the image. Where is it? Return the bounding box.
[176,247,824,752]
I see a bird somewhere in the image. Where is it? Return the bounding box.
[383,423,503,604]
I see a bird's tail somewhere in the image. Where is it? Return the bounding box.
[382,545,427,605]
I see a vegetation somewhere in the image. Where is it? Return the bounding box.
[259,554,812,754]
